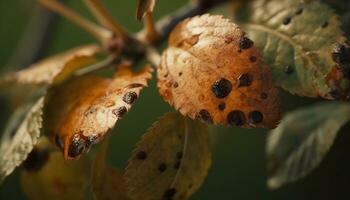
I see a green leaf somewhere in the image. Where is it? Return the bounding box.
[241,0,350,99]
[21,152,91,200]
[91,136,130,200]
[124,112,211,200]
[0,97,44,183]
[266,102,350,189]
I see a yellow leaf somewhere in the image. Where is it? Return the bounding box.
[124,112,211,200]
[2,45,100,86]
[21,152,91,200]
[44,64,153,160]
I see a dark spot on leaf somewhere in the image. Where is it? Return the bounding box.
[55,134,64,151]
[284,65,294,74]
[295,6,303,15]
[238,73,253,87]
[248,111,263,124]
[227,110,246,126]
[321,21,328,28]
[158,163,167,172]
[112,106,127,118]
[22,148,49,172]
[178,72,183,76]
[195,109,213,123]
[123,92,138,104]
[239,36,254,50]
[174,161,181,169]
[136,151,147,160]
[173,82,179,88]
[260,92,268,100]
[250,56,257,63]
[218,103,226,111]
[68,134,87,158]
[163,188,177,200]
[212,78,232,98]
[176,152,183,159]
[332,43,350,65]
[328,88,342,99]
[282,16,292,25]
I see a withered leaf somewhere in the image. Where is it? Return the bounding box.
[44,64,152,160]
[266,103,350,189]
[0,97,44,183]
[124,112,211,200]
[241,0,350,99]
[2,45,100,86]
[136,0,156,21]
[158,14,281,128]
[21,152,91,200]
[92,137,130,200]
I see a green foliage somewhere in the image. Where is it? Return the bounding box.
[266,102,350,189]
[124,113,211,200]
[241,0,350,99]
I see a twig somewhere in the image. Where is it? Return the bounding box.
[38,0,113,43]
[82,0,128,40]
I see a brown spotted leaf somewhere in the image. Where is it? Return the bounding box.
[124,112,211,200]
[158,14,281,129]
[21,152,91,200]
[136,0,156,21]
[241,0,350,99]
[92,136,130,200]
[44,64,152,160]
[0,97,44,183]
[2,45,100,86]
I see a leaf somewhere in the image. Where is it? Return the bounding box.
[44,64,152,160]
[2,45,100,86]
[136,0,156,21]
[241,0,350,99]
[0,97,44,183]
[266,102,350,189]
[21,152,91,200]
[92,137,130,200]
[124,112,211,200]
[158,14,281,128]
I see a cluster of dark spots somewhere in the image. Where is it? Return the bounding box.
[22,148,50,172]
[295,6,303,15]
[260,92,268,100]
[218,103,226,111]
[68,134,87,158]
[321,21,328,28]
[126,83,144,89]
[112,106,127,118]
[248,111,263,124]
[332,43,350,65]
[158,163,167,173]
[163,188,177,200]
[227,110,246,126]
[173,82,179,88]
[250,56,257,63]
[212,78,232,98]
[239,36,254,50]
[136,151,147,160]
[282,16,292,25]
[55,134,64,151]
[195,109,213,123]
[123,91,138,104]
[284,65,294,74]
[238,73,253,87]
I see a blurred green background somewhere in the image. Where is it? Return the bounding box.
[1,0,350,199]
